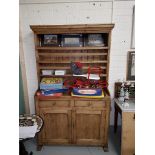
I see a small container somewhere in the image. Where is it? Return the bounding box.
[42,70,54,75]
[55,70,66,75]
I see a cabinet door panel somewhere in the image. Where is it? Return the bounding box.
[121,112,135,155]
[73,109,105,145]
[39,108,72,144]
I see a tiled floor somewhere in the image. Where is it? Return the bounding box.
[24,126,121,155]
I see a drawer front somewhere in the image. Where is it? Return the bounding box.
[75,100,91,107]
[75,100,106,108]
[39,100,71,108]
[91,101,106,108]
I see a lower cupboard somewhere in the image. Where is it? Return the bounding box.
[35,97,111,152]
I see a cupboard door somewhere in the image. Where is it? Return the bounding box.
[73,109,105,145]
[39,108,72,144]
[121,112,135,155]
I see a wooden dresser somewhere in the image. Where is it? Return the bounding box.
[30,24,114,151]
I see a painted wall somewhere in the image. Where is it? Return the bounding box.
[19,0,135,125]
[19,63,25,114]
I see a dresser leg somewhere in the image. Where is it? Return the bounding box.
[37,145,43,151]
[114,106,118,133]
[103,144,109,152]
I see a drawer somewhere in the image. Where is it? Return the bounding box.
[75,100,106,108]
[91,101,106,108]
[75,100,91,107]
[39,100,71,108]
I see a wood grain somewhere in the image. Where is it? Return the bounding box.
[36,46,109,50]
[30,24,114,34]
[121,112,135,155]
[74,109,103,144]
[40,108,72,144]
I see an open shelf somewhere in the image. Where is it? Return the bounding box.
[38,52,108,56]
[38,60,108,64]
[39,66,106,70]
[40,74,107,77]
[30,24,115,82]
[36,46,109,50]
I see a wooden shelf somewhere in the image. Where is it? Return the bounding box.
[38,60,108,64]
[40,74,107,77]
[38,52,108,56]
[40,74,73,77]
[36,46,109,50]
[39,66,106,70]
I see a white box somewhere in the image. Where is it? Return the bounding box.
[55,70,66,75]
[42,70,54,75]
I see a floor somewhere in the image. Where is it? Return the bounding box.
[24,126,121,155]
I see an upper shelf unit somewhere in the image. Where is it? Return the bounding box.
[30,24,114,83]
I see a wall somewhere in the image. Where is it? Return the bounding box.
[19,63,25,114]
[19,0,135,125]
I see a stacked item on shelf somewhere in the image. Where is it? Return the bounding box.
[70,66,105,98]
[41,70,66,76]
[40,77,63,90]
[41,88,68,96]
[55,70,66,75]
[71,88,104,98]
[39,77,66,97]
[42,70,54,76]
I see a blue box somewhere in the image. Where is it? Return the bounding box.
[72,88,102,96]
